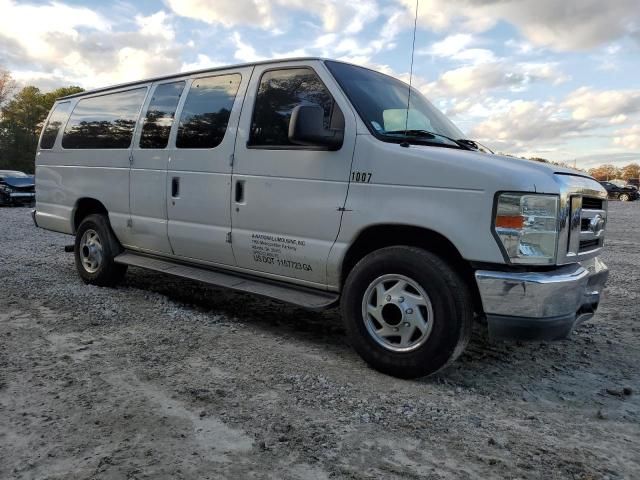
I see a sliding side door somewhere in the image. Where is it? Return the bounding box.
[129,80,186,253]
[166,68,252,266]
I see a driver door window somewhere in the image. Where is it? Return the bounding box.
[248,68,343,148]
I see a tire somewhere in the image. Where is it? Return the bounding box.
[74,213,127,287]
[341,246,473,379]
[619,193,630,202]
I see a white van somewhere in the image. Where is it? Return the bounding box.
[34,58,609,378]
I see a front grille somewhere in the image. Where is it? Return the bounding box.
[576,196,607,253]
[582,197,603,209]
[581,218,590,230]
[556,174,607,264]
[579,239,600,251]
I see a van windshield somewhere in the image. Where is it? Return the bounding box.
[325,60,465,148]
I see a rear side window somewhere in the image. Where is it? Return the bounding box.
[140,81,186,149]
[40,102,71,149]
[62,88,147,149]
[176,74,241,149]
[248,68,339,147]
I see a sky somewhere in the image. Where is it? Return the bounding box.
[1,0,639,169]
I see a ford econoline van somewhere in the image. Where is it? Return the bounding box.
[33,58,609,378]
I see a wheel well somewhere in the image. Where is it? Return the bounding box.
[73,198,108,233]
[341,224,483,314]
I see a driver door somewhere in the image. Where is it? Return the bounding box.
[230,61,357,287]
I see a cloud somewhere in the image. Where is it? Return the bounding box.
[504,39,540,56]
[422,33,474,56]
[614,125,640,150]
[166,0,379,34]
[396,0,640,51]
[610,115,628,125]
[166,0,272,29]
[231,32,267,62]
[136,11,174,41]
[9,69,75,91]
[418,33,496,64]
[469,100,589,148]
[564,87,640,121]
[424,61,566,96]
[180,54,225,73]
[440,83,640,162]
[0,1,184,89]
[0,0,110,64]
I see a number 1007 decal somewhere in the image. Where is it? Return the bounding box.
[351,171,372,183]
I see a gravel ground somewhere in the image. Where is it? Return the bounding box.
[0,203,639,479]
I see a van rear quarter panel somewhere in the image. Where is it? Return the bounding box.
[36,126,135,240]
[36,162,130,237]
[36,87,150,241]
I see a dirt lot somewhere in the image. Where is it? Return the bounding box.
[0,203,638,479]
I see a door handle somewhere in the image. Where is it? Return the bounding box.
[235,180,245,203]
[171,177,180,198]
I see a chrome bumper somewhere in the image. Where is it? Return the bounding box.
[8,192,35,198]
[475,257,608,340]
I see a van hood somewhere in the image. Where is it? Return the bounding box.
[404,143,597,193]
[354,134,602,196]
[477,151,594,181]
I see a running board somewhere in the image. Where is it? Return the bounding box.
[114,252,339,310]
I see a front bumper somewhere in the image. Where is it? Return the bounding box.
[1,191,35,204]
[475,257,608,340]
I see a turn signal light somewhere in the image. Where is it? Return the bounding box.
[495,215,524,229]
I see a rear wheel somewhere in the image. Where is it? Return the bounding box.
[341,246,472,378]
[619,193,630,201]
[74,214,127,286]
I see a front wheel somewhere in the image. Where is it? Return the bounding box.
[341,246,473,378]
[74,214,127,287]
[619,193,630,202]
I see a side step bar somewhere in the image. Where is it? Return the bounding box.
[114,252,339,310]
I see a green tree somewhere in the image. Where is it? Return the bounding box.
[0,84,83,173]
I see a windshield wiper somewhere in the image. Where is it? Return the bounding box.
[457,139,494,154]
[383,129,473,150]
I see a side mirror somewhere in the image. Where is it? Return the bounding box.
[288,105,343,150]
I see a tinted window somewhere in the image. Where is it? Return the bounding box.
[249,68,340,147]
[62,88,147,149]
[176,74,241,149]
[140,81,185,149]
[40,102,71,149]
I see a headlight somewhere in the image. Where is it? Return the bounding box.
[493,193,559,265]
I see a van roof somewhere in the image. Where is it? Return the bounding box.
[58,57,332,101]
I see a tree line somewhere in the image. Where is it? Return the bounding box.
[0,68,83,173]
[587,163,640,182]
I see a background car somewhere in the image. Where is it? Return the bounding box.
[0,170,35,207]
[626,178,639,190]
[599,181,639,201]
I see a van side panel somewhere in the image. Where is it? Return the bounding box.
[35,86,150,242]
[35,164,130,235]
